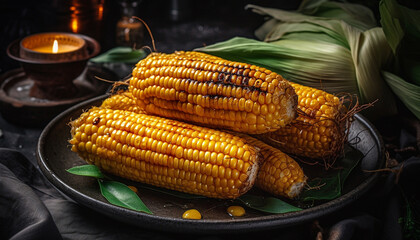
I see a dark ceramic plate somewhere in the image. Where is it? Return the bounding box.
[37,95,384,234]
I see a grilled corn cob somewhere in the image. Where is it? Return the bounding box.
[69,107,261,199]
[101,91,143,113]
[98,93,307,198]
[128,51,298,134]
[260,82,348,164]
[240,134,307,198]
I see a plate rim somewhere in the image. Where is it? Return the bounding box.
[37,94,385,233]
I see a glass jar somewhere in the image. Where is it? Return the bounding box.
[116,0,144,48]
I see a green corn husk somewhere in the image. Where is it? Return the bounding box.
[383,71,420,119]
[379,0,420,119]
[197,2,397,119]
[255,0,377,42]
[297,0,377,30]
[199,37,357,94]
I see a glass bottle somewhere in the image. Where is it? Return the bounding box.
[116,0,144,48]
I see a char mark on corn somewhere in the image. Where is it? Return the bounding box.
[128,51,297,134]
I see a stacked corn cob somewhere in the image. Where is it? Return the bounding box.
[69,51,349,200]
[129,51,298,134]
[258,82,350,167]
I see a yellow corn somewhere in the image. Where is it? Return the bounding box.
[241,135,307,198]
[128,51,298,134]
[69,107,261,199]
[100,91,144,113]
[98,93,307,198]
[260,82,348,164]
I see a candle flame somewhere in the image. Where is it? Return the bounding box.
[53,40,58,53]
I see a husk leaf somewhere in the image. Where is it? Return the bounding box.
[380,0,420,86]
[197,3,399,119]
[378,0,420,119]
[197,34,396,119]
[298,0,377,30]
[383,71,420,119]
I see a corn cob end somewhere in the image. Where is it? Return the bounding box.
[239,134,307,199]
[260,82,351,168]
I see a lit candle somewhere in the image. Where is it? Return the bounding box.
[31,39,80,54]
[19,32,90,62]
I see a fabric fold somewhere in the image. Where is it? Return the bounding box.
[0,149,62,240]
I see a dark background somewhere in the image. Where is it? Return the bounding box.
[1,1,419,239]
[0,0,305,74]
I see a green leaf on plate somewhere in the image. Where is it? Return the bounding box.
[66,165,105,179]
[238,194,302,214]
[98,180,153,214]
[339,146,365,187]
[300,145,364,201]
[301,174,342,201]
[90,47,147,63]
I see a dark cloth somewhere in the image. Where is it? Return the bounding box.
[0,149,61,240]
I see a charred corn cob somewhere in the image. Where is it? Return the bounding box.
[260,82,348,164]
[241,135,306,198]
[128,51,298,134]
[69,107,261,199]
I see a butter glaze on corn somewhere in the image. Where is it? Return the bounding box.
[69,107,260,199]
[261,82,348,162]
[128,51,297,134]
[240,135,306,198]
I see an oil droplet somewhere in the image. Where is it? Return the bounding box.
[227,205,245,217]
[182,209,202,220]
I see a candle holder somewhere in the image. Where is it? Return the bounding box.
[20,32,88,62]
[1,32,117,127]
[7,32,99,100]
